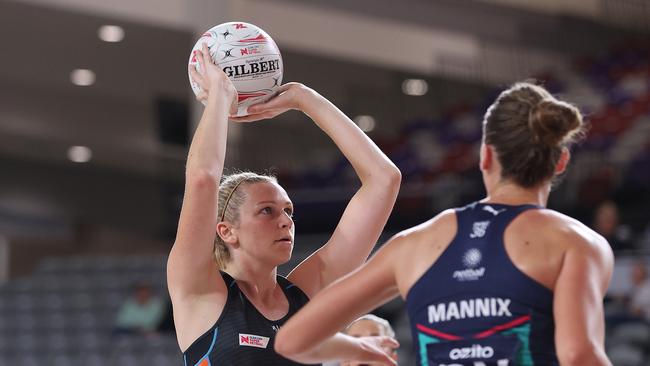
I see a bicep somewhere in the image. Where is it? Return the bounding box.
[167,172,223,297]
[554,239,613,359]
[289,183,398,296]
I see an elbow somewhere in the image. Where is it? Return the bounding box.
[371,164,401,192]
[558,343,610,366]
[384,166,401,198]
[386,165,402,188]
[274,329,305,361]
[186,169,219,191]
[558,352,594,366]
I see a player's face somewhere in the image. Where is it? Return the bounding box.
[342,320,397,366]
[346,319,386,338]
[235,181,295,265]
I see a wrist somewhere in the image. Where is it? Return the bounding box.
[296,85,323,113]
[347,335,367,360]
[207,85,237,105]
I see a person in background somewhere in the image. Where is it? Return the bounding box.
[341,315,398,366]
[592,200,635,252]
[628,261,650,321]
[114,282,165,336]
[322,314,398,366]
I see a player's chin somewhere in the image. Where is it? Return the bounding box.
[273,248,293,266]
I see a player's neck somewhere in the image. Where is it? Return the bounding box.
[483,180,550,207]
[226,263,279,299]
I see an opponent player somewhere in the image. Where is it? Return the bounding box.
[276,82,614,366]
[167,44,401,365]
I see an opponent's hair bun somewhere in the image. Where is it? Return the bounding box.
[529,99,583,148]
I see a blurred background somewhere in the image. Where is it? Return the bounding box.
[0,0,649,365]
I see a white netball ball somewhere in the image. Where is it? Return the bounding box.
[188,22,283,116]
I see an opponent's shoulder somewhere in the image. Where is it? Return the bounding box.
[521,208,612,260]
[385,209,457,256]
[396,209,457,240]
[384,209,457,297]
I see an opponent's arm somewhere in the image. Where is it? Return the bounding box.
[277,332,398,366]
[275,234,406,362]
[553,225,614,366]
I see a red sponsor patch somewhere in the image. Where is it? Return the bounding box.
[239,333,269,348]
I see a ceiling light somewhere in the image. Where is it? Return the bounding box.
[70,69,95,86]
[67,146,92,163]
[98,25,125,42]
[354,115,376,132]
[402,79,428,96]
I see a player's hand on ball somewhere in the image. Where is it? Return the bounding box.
[189,43,237,113]
[348,336,399,366]
[230,82,309,122]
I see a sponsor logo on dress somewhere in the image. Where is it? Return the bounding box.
[239,333,270,348]
[449,344,495,360]
[482,205,506,216]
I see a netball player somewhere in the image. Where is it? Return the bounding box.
[167,44,401,366]
[276,82,614,366]
[342,315,398,366]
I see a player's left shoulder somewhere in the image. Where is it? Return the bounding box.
[523,208,612,262]
[549,209,613,267]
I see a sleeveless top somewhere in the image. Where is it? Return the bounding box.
[406,202,558,366]
[182,271,320,366]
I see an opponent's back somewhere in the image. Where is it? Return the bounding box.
[406,202,558,366]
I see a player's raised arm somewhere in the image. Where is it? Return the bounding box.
[236,83,401,298]
[167,43,237,350]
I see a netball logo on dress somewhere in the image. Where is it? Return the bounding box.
[463,248,482,268]
[453,248,485,281]
[470,221,490,238]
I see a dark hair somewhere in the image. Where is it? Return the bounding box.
[483,82,585,187]
[214,172,278,269]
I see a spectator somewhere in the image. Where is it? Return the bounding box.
[114,282,165,336]
[629,261,650,321]
[593,200,635,251]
